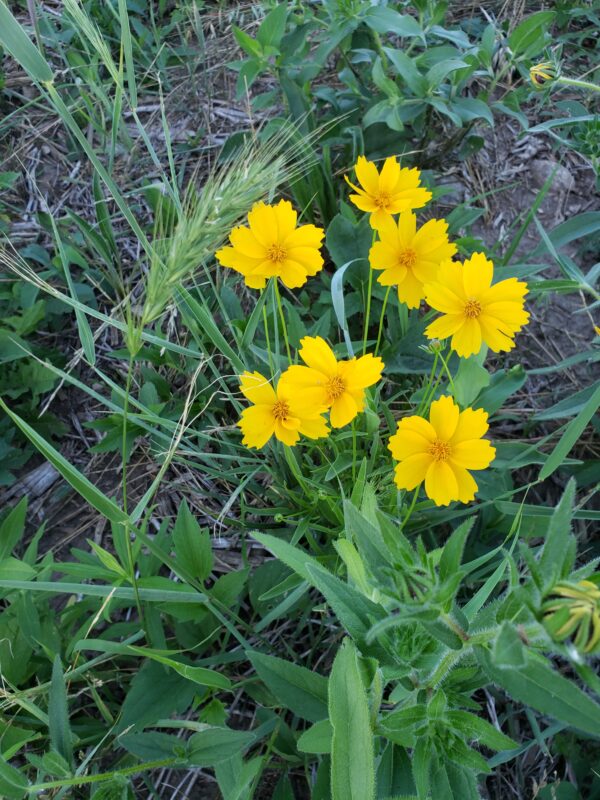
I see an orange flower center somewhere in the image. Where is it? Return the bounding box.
[325,374,346,402]
[429,439,451,462]
[267,243,287,264]
[374,191,391,209]
[464,298,482,319]
[272,400,290,421]
[398,248,417,269]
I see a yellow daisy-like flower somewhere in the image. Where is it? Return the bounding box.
[424,253,529,358]
[369,211,456,309]
[216,200,324,290]
[278,336,384,428]
[388,395,496,506]
[344,156,432,229]
[238,371,329,449]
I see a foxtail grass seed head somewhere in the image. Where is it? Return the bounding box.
[345,156,432,229]
[388,396,495,506]
[424,253,529,358]
[542,580,600,654]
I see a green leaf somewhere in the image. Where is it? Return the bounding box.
[475,366,526,415]
[40,750,72,778]
[0,497,28,561]
[478,648,600,736]
[450,97,494,126]
[492,622,526,667]
[439,518,474,582]
[247,651,328,723]
[0,756,28,799]
[0,4,53,82]
[48,657,73,767]
[453,351,490,407]
[446,710,516,751]
[297,719,333,754]
[172,500,213,582]
[256,3,288,49]
[539,384,600,480]
[119,732,183,761]
[364,8,423,38]
[508,11,555,57]
[539,480,576,589]
[233,26,263,59]
[329,639,375,800]
[326,213,371,270]
[411,738,432,800]
[187,727,255,766]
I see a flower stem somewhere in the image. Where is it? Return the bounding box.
[362,230,377,355]
[261,289,274,378]
[417,351,440,417]
[401,483,421,530]
[274,279,292,364]
[375,286,392,356]
[437,348,457,396]
[557,76,600,93]
[352,419,357,482]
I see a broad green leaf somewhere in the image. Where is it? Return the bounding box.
[364,8,423,38]
[446,710,516,751]
[187,728,255,766]
[478,648,600,736]
[297,719,333,754]
[329,639,375,800]
[439,518,474,582]
[539,479,576,589]
[119,732,183,761]
[172,500,213,582]
[247,651,328,723]
[256,3,288,49]
[0,756,28,799]
[0,497,28,561]
[451,96,494,126]
[492,622,526,667]
[48,657,73,767]
[508,11,555,57]
[453,351,490,407]
[475,366,527,415]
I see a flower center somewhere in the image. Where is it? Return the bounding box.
[374,191,391,209]
[272,400,290,421]
[267,244,287,264]
[398,248,417,269]
[325,374,346,402]
[429,439,451,462]
[464,298,482,319]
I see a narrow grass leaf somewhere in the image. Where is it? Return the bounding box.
[539,384,600,480]
[49,657,73,766]
[0,5,53,82]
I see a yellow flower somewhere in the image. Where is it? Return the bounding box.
[216,200,324,290]
[344,156,432,229]
[369,211,456,309]
[388,395,495,506]
[424,253,529,358]
[594,325,600,337]
[278,336,384,428]
[238,371,329,449]
[530,61,558,87]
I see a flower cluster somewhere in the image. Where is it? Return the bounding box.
[217,154,531,508]
[239,337,383,448]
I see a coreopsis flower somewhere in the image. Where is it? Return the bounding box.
[542,580,600,653]
[530,61,558,87]
[344,156,432,229]
[278,336,384,428]
[216,200,324,290]
[424,253,529,358]
[388,395,495,506]
[368,211,456,309]
[238,371,328,449]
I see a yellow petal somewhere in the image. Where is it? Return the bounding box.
[429,395,459,440]
[354,156,380,194]
[477,315,517,352]
[330,392,358,427]
[462,252,493,296]
[425,283,464,315]
[397,415,436,443]
[378,157,400,194]
[287,246,324,276]
[451,318,482,357]
[298,415,329,440]
[244,273,269,289]
[278,366,328,408]
[390,186,431,211]
[349,192,378,213]
[413,218,452,255]
[451,439,495,470]
[372,213,398,239]
[481,277,528,305]
[378,266,407,286]
[393,452,432,490]
[397,268,425,309]
[343,354,384,390]
[370,207,394,230]
[299,336,338,376]
[388,428,431,460]
[285,224,325,249]
[425,460,458,506]
[425,314,465,341]
[279,260,309,289]
[229,226,266,259]
[239,371,276,405]
[248,202,276,247]
[453,466,479,503]
[215,246,262,273]
[274,419,301,446]
[239,405,275,449]
[451,407,489,444]
[274,199,297,239]
[397,210,416,243]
